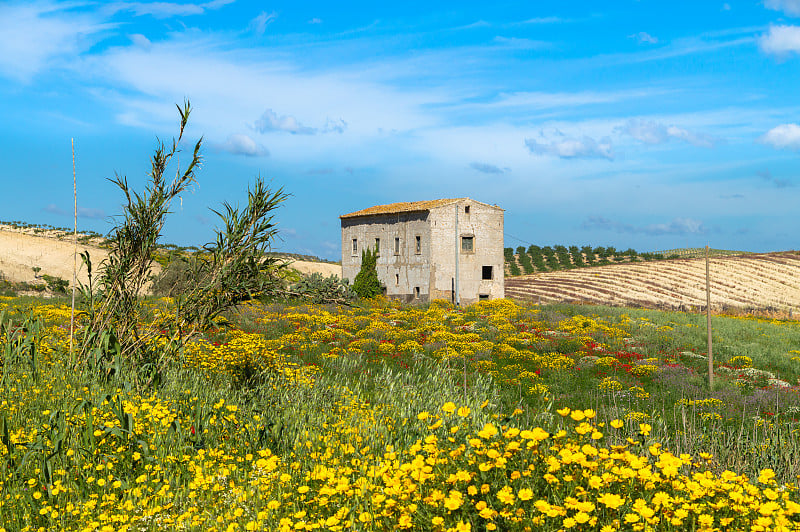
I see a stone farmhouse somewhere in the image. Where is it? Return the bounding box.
[340,198,504,304]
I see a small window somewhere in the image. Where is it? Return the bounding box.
[461,236,474,253]
[482,266,493,280]
[465,205,470,214]
[352,238,358,255]
[479,294,490,301]
[415,235,421,254]
[375,237,380,256]
[414,286,420,298]
[395,273,399,285]
[394,237,400,255]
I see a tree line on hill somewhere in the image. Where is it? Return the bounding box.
[504,245,675,276]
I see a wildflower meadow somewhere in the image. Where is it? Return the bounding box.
[2,295,800,531]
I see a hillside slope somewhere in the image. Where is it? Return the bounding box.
[0,227,342,289]
[0,227,108,287]
[505,252,800,312]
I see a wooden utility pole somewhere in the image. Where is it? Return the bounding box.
[70,138,77,363]
[706,245,713,389]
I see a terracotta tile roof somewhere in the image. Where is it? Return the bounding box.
[340,198,465,219]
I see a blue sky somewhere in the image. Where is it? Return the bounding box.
[2,0,800,259]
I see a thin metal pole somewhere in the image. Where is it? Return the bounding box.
[706,245,713,390]
[454,204,460,306]
[70,139,77,364]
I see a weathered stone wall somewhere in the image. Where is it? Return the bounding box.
[341,212,431,300]
[341,199,504,304]
[429,200,504,304]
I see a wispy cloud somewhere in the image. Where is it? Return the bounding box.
[525,133,613,160]
[618,118,715,148]
[765,0,800,16]
[43,204,106,219]
[756,169,792,188]
[107,1,234,18]
[582,216,707,235]
[79,207,107,219]
[519,16,566,25]
[250,11,278,35]
[759,123,800,150]
[759,25,800,55]
[469,162,508,174]
[308,17,322,24]
[253,109,318,135]
[129,33,152,50]
[492,36,550,50]
[218,134,269,156]
[629,31,658,44]
[322,118,347,134]
[483,89,665,110]
[0,2,115,82]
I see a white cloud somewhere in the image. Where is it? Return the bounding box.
[129,34,152,50]
[219,134,269,156]
[630,31,658,44]
[108,1,234,18]
[308,17,322,24]
[759,123,800,150]
[525,134,613,160]
[492,37,550,50]
[250,11,277,35]
[78,207,107,219]
[254,109,317,135]
[520,16,565,24]
[0,2,115,82]
[619,119,715,148]
[582,216,707,235]
[765,0,800,16]
[469,162,508,174]
[322,118,347,134]
[759,25,800,55]
[484,89,665,110]
[43,204,106,219]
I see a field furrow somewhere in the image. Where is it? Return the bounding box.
[505,252,800,311]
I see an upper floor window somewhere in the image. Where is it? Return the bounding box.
[415,235,421,254]
[352,238,358,255]
[394,237,400,255]
[465,205,470,214]
[461,236,474,253]
[375,237,380,256]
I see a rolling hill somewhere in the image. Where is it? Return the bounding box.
[505,251,800,313]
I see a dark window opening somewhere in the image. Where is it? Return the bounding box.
[352,238,358,255]
[461,236,474,252]
[465,205,470,214]
[395,273,399,285]
[414,286,420,298]
[415,235,421,254]
[394,237,400,254]
[482,266,493,280]
[479,294,490,301]
[375,237,380,256]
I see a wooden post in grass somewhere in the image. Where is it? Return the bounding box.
[70,138,77,364]
[706,245,713,390]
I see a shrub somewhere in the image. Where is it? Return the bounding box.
[290,272,356,304]
[353,246,382,299]
[77,101,288,387]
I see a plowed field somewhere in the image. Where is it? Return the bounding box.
[505,251,800,312]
